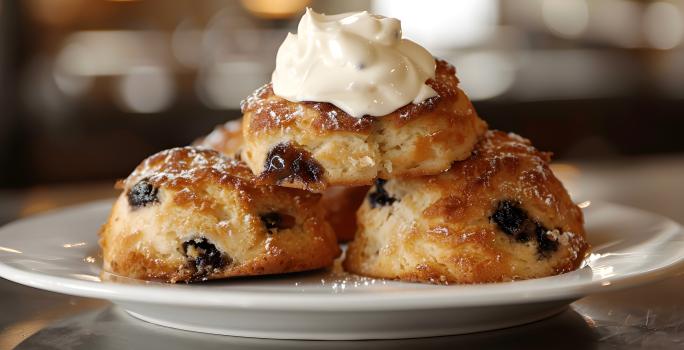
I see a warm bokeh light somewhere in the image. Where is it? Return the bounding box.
[453,52,515,100]
[2,0,684,188]
[542,0,589,38]
[197,61,269,110]
[117,66,176,113]
[643,1,684,50]
[373,0,498,49]
[591,0,642,48]
[55,31,170,77]
[240,0,310,19]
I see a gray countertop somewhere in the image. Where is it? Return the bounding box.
[1,155,683,349]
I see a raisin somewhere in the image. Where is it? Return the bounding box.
[536,226,559,254]
[492,201,524,235]
[259,142,324,188]
[491,200,558,256]
[260,212,296,233]
[127,178,159,208]
[368,179,397,208]
[182,238,231,280]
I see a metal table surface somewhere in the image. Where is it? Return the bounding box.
[1,155,683,349]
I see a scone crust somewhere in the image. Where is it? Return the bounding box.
[319,185,370,242]
[344,131,588,284]
[241,59,487,192]
[195,120,367,243]
[100,147,340,283]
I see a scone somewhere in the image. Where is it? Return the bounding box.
[344,131,588,284]
[241,60,487,192]
[195,119,368,242]
[319,185,370,242]
[100,147,340,283]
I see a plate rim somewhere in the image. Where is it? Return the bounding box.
[0,199,683,311]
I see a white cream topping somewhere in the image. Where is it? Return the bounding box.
[272,8,437,118]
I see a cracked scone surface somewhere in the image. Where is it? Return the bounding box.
[344,131,588,284]
[100,147,340,283]
[240,60,487,192]
[195,119,368,243]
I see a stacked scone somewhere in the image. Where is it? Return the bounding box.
[100,9,588,283]
[100,147,340,282]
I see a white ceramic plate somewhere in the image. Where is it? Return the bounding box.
[0,200,682,340]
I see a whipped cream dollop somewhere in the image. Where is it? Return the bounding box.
[272,9,437,118]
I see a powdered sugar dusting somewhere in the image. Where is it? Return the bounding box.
[125,147,252,191]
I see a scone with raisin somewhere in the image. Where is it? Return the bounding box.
[241,60,487,192]
[100,147,340,283]
[344,131,588,284]
[195,119,368,242]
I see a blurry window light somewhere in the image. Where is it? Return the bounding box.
[116,66,176,114]
[372,0,499,50]
[643,1,684,50]
[590,0,642,48]
[171,20,204,69]
[451,52,516,101]
[54,42,95,97]
[201,12,286,66]
[542,0,589,38]
[202,10,263,64]
[511,50,636,101]
[56,31,170,77]
[196,61,269,110]
[52,65,93,98]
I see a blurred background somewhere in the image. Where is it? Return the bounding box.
[3,3,684,346]
[1,0,683,189]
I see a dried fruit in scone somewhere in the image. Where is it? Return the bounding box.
[99,147,340,283]
[195,119,368,243]
[240,59,488,192]
[344,131,588,284]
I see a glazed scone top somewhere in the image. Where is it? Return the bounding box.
[243,59,464,135]
[343,131,588,284]
[422,130,586,257]
[102,146,340,283]
[272,9,437,118]
[120,147,321,206]
[122,147,251,189]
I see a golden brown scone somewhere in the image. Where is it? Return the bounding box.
[195,119,368,243]
[319,185,370,242]
[240,59,487,192]
[100,147,340,283]
[344,131,588,284]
